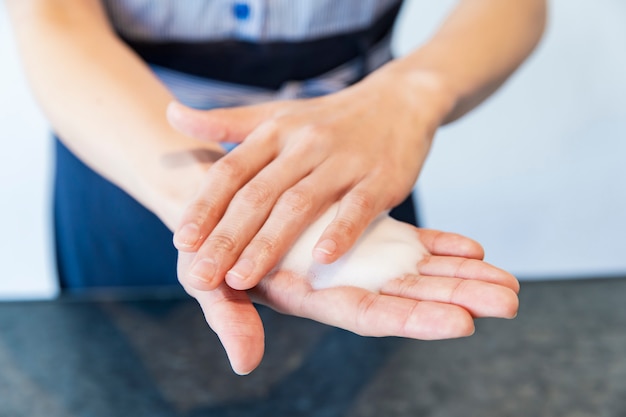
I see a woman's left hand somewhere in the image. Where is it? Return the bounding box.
[177,227,519,375]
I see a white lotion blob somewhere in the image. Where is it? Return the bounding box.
[276,204,428,292]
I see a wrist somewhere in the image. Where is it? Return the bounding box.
[139,136,225,231]
[365,59,459,132]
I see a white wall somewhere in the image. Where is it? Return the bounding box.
[1,1,625,300]
[0,2,58,299]
[395,0,626,279]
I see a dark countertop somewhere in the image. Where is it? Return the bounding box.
[2,277,626,417]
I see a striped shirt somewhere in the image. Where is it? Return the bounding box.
[101,0,404,109]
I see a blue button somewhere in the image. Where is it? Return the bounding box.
[232,3,251,20]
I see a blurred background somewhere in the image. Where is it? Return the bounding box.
[1,0,624,300]
[398,0,626,281]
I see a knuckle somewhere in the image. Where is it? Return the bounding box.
[279,188,314,216]
[255,119,281,142]
[238,181,275,209]
[289,123,333,156]
[185,199,219,225]
[346,190,376,214]
[299,123,329,142]
[206,233,238,253]
[250,235,278,259]
[261,118,281,132]
[331,218,358,239]
[213,156,245,179]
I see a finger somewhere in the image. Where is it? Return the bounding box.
[185,127,340,290]
[167,101,277,144]
[308,290,475,339]
[417,229,485,260]
[225,168,347,290]
[190,147,323,290]
[417,255,520,293]
[187,282,265,375]
[173,122,280,255]
[252,273,475,340]
[214,131,357,290]
[381,274,519,319]
[312,178,390,264]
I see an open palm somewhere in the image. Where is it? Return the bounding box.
[178,226,519,375]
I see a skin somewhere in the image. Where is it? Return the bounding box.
[169,0,548,294]
[178,229,520,374]
[6,0,536,374]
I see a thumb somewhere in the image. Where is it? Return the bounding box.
[167,101,274,144]
[191,283,265,375]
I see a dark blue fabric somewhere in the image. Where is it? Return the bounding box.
[54,138,178,290]
[390,194,418,227]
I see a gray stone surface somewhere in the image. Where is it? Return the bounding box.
[1,278,626,417]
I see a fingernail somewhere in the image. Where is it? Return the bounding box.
[235,370,252,376]
[227,258,255,283]
[176,223,201,248]
[314,239,337,256]
[189,259,217,283]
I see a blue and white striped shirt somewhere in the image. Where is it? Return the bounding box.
[101,0,404,109]
[104,0,401,42]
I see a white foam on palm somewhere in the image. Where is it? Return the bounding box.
[277,204,428,292]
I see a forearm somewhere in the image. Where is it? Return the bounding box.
[6,0,223,228]
[370,0,547,126]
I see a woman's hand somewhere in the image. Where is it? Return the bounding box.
[169,68,454,293]
[177,225,519,375]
